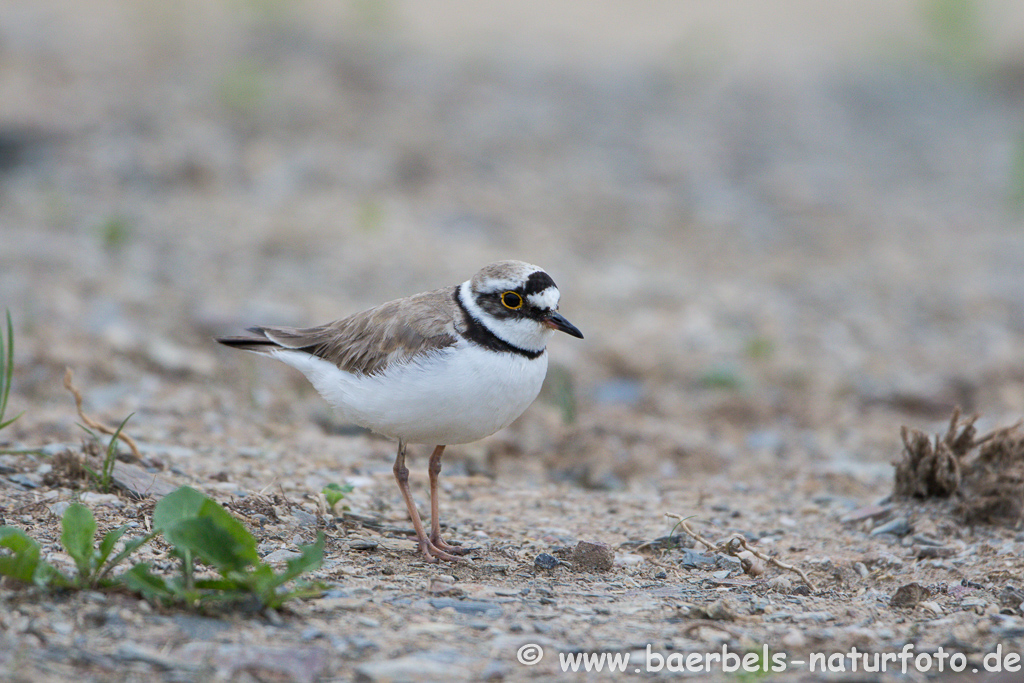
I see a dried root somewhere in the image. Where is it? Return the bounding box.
[63,367,141,460]
[665,512,816,592]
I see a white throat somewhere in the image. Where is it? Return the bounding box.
[458,281,554,353]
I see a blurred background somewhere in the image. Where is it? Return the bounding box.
[3,0,1024,492]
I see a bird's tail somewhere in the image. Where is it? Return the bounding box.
[215,327,282,354]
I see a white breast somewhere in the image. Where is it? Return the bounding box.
[270,342,548,445]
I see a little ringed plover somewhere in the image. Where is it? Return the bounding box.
[216,260,583,562]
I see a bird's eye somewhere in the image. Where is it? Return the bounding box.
[500,291,524,310]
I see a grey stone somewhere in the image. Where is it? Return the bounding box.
[871,518,913,537]
[428,598,502,617]
[355,655,469,682]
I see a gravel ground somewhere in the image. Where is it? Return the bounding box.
[3,2,1024,681]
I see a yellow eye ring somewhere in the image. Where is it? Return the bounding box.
[501,291,524,310]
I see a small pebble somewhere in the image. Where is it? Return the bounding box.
[79,492,125,508]
[614,553,644,567]
[679,549,717,569]
[705,599,737,621]
[534,553,560,570]
[7,474,39,489]
[782,629,806,648]
[915,545,956,559]
[293,510,318,527]
[570,541,614,572]
[871,518,913,537]
[262,549,301,564]
[890,582,930,608]
[348,539,379,552]
[48,501,72,518]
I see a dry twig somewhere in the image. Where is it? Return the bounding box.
[665,512,817,592]
[63,367,141,460]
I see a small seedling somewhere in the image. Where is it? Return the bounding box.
[322,482,354,513]
[699,366,743,390]
[0,310,22,432]
[0,527,63,587]
[98,216,131,251]
[60,503,153,588]
[78,413,134,493]
[1010,134,1024,211]
[543,364,578,425]
[0,486,324,612]
[124,486,324,610]
[744,336,775,361]
[921,0,984,71]
[355,199,385,233]
[219,61,267,116]
[0,503,150,589]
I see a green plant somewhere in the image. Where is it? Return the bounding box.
[0,486,324,612]
[0,503,150,589]
[0,527,61,587]
[61,503,153,588]
[219,61,267,116]
[921,0,984,71]
[97,216,131,251]
[1009,133,1024,211]
[667,514,695,543]
[542,364,578,425]
[322,482,354,513]
[699,366,744,390]
[78,413,133,493]
[355,199,385,233]
[123,486,324,610]
[0,310,22,432]
[744,336,775,361]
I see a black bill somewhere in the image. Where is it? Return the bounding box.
[544,311,584,339]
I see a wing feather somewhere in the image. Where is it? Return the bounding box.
[248,287,460,376]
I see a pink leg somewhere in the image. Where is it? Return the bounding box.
[392,440,462,563]
[427,445,471,556]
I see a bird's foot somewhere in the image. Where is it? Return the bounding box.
[429,534,473,556]
[418,538,468,563]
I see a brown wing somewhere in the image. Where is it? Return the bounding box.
[251,287,460,376]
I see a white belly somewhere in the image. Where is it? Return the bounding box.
[271,342,548,445]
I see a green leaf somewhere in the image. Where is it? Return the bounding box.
[33,561,72,589]
[0,310,21,432]
[97,525,129,567]
[166,512,258,574]
[193,577,241,592]
[268,582,325,609]
[97,531,153,584]
[277,534,324,586]
[61,503,98,580]
[105,533,152,571]
[0,413,22,431]
[247,535,324,607]
[322,483,353,510]
[153,486,209,533]
[120,563,174,601]
[0,527,42,584]
[98,413,133,492]
[153,486,212,589]
[195,498,259,563]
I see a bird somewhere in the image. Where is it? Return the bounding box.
[216,260,583,562]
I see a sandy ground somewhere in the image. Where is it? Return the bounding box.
[3,1,1024,681]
